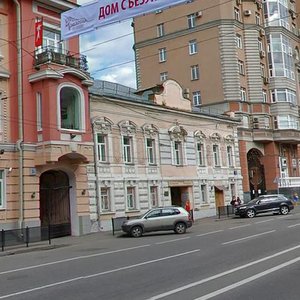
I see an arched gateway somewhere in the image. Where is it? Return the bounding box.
[40,170,71,237]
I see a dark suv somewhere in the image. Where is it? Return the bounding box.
[235,194,294,218]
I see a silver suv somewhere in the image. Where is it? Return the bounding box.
[121,206,193,237]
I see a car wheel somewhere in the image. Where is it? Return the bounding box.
[246,209,256,218]
[130,226,143,238]
[174,222,186,234]
[280,205,289,215]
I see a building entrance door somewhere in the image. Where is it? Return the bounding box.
[40,170,71,238]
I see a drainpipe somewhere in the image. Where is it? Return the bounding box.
[13,0,24,229]
[92,120,101,230]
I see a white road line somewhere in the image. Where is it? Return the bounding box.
[146,244,300,300]
[194,256,300,300]
[255,218,274,224]
[196,230,224,237]
[156,237,190,245]
[222,230,275,245]
[0,244,151,275]
[229,224,251,230]
[288,223,300,228]
[0,249,200,299]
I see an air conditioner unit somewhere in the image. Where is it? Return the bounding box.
[253,117,259,123]
[195,11,202,18]
[259,28,265,36]
[244,10,252,16]
[260,50,266,58]
[263,77,270,84]
[281,158,287,167]
[291,12,296,20]
[253,123,259,129]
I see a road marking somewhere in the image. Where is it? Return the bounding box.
[0,249,200,299]
[194,256,300,300]
[222,230,275,245]
[255,218,274,224]
[288,223,300,228]
[146,244,300,300]
[196,230,223,237]
[229,224,251,230]
[156,237,190,245]
[0,244,151,275]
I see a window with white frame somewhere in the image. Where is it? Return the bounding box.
[236,34,242,49]
[157,23,164,37]
[255,12,261,25]
[59,86,84,130]
[258,39,263,51]
[43,28,64,53]
[159,48,167,62]
[187,14,196,28]
[213,144,220,166]
[191,65,199,80]
[189,40,198,55]
[97,134,108,162]
[123,136,133,163]
[101,187,110,211]
[262,90,267,103]
[200,184,207,203]
[274,115,299,130]
[271,88,296,105]
[240,87,247,102]
[238,60,245,75]
[260,64,265,77]
[127,187,136,210]
[197,142,205,166]
[0,170,4,209]
[234,7,240,21]
[227,145,234,167]
[160,72,168,82]
[146,138,156,165]
[150,186,158,207]
[36,92,42,131]
[192,91,201,106]
[174,141,183,165]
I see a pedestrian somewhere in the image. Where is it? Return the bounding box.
[230,196,236,206]
[293,193,299,205]
[185,200,191,213]
[236,197,241,206]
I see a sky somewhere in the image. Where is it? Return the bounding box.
[78,0,137,88]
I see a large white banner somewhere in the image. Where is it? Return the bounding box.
[61,0,188,40]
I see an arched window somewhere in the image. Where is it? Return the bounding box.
[59,85,84,130]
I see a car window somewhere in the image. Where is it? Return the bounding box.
[161,208,177,216]
[146,210,161,218]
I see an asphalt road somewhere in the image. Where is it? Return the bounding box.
[1,210,300,300]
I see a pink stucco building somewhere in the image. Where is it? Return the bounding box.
[0,0,93,236]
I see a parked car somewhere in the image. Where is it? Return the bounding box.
[235,194,294,218]
[122,206,193,237]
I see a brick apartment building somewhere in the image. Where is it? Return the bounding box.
[133,0,300,201]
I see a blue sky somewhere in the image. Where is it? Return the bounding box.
[78,0,137,88]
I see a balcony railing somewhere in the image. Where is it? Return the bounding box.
[278,177,300,188]
[34,47,88,72]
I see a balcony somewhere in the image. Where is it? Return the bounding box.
[34,47,88,73]
[278,177,300,188]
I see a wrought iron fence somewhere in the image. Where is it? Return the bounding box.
[216,205,236,219]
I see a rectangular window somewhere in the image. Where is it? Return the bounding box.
[36,92,42,131]
[236,34,242,49]
[123,136,133,163]
[0,170,4,209]
[43,28,63,53]
[227,145,234,167]
[234,8,240,21]
[255,13,261,25]
[159,48,167,62]
[213,144,220,166]
[146,138,156,164]
[238,60,245,75]
[174,141,183,165]
[200,185,207,203]
[97,134,107,162]
[260,64,265,77]
[192,91,201,106]
[150,186,158,207]
[127,187,136,210]
[160,72,168,82]
[157,23,164,37]
[191,65,199,80]
[187,14,196,28]
[189,40,198,55]
[258,39,263,51]
[101,187,110,211]
[197,142,205,166]
[240,87,247,102]
[262,90,267,103]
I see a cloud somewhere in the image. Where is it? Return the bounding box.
[77,0,136,88]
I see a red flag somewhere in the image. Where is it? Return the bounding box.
[35,18,43,47]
